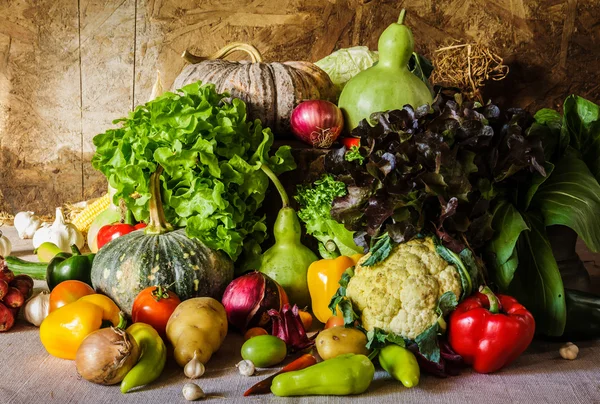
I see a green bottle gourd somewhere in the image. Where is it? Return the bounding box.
[258,165,317,309]
[338,9,433,130]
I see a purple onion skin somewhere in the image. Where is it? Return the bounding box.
[290,100,344,148]
[221,271,288,332]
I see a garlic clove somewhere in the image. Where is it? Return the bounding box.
[184,351,206,379]
[559,342,579,360]
[236,359,255,376]
[182,383,205,401]
[32,208,84,252]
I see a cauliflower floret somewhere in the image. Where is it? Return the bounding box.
[346,237,462,340]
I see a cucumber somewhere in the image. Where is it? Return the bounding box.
[4,256,47,280]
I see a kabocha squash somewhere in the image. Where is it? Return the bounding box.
[172,42,338,135]
[91,167,234,316]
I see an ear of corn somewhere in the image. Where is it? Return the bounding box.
[71,194,111,233]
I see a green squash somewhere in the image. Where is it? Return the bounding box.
[258,166,317,308]
[338,9,433,130]
[91,167,233,316]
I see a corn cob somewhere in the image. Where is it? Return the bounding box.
[71,194,111,233]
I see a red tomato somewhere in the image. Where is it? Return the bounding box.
[97,223,146,249]
[341,137,360,149]
[324,315,345,329]
[49,280,95,312]
[132,286,181,338]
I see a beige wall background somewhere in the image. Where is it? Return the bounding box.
[0,0,599,214]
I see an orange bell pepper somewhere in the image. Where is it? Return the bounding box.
[40,294,121,360]
[307,255,362,323]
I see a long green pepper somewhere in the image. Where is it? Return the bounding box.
[121,323,167,393]
[271,354,375,397]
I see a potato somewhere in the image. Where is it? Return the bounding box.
[166,297,228,367]
[316,327,370,360]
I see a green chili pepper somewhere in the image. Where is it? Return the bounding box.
[121,322,167,393]
[46,245,95,290]
[378,344,420,388]
[271,354,374,397]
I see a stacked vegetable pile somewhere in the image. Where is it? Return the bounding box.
[1,7,599,400]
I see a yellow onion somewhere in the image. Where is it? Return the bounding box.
[75,317,140,385]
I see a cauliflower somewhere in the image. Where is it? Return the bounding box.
[345,237,462,340]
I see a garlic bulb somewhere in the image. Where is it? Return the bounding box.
[14,211,42,239]
[32,208,84,252]
[0,230,11,256]
[236,360,255,376]
[182,383,205,401]
[23,291,50,326]
[184,352,206,379]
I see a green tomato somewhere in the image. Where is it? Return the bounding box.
[241,335,287,368]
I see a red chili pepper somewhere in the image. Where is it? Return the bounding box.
[97,223,147,249]
[243,353,317,396]
[341,137,360,149]
[448,286,535,374]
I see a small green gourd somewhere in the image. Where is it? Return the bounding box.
[338,9,433,130]
[258,165,317,308]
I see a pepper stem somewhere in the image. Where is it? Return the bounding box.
[145,165,174,235]
[70,244,81,255]
[260,164,289,208]
[115,312,128,330]
[479,286,500,314]
[398,9,406,24]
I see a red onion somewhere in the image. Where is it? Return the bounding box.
[291,100,344,148]
[268,304,315,352]
[221,271,288,332]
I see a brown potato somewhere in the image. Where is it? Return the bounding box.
[316,327,370,360]
[166,297,228,367]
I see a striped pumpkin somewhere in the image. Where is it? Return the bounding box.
[172,43,338,135]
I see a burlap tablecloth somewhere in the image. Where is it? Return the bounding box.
[1,226,600,404]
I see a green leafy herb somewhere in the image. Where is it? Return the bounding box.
[362,233,394,266]
[345,145,365,165]
[92,82,295,262]
[295,175,363,259]
[415,291,458,363]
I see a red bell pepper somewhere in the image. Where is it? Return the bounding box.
[448,286,535,374]
[97,222,146,249]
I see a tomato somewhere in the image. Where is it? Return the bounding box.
[244,327,269,341]
[324,315,345,329]
[299,310,313,331]
[97,223,147,249]
[132,285,181,338]
[341,137,360,149]
[49,280,95,312]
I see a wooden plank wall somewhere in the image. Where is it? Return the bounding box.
[1,0,599,214]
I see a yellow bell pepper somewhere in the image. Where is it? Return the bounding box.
[307,255,363,323]
[40,294,121,360]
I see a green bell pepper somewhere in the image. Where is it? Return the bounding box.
[5,245,94,288]
[46,245,94,290]
[270,354,375,397]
